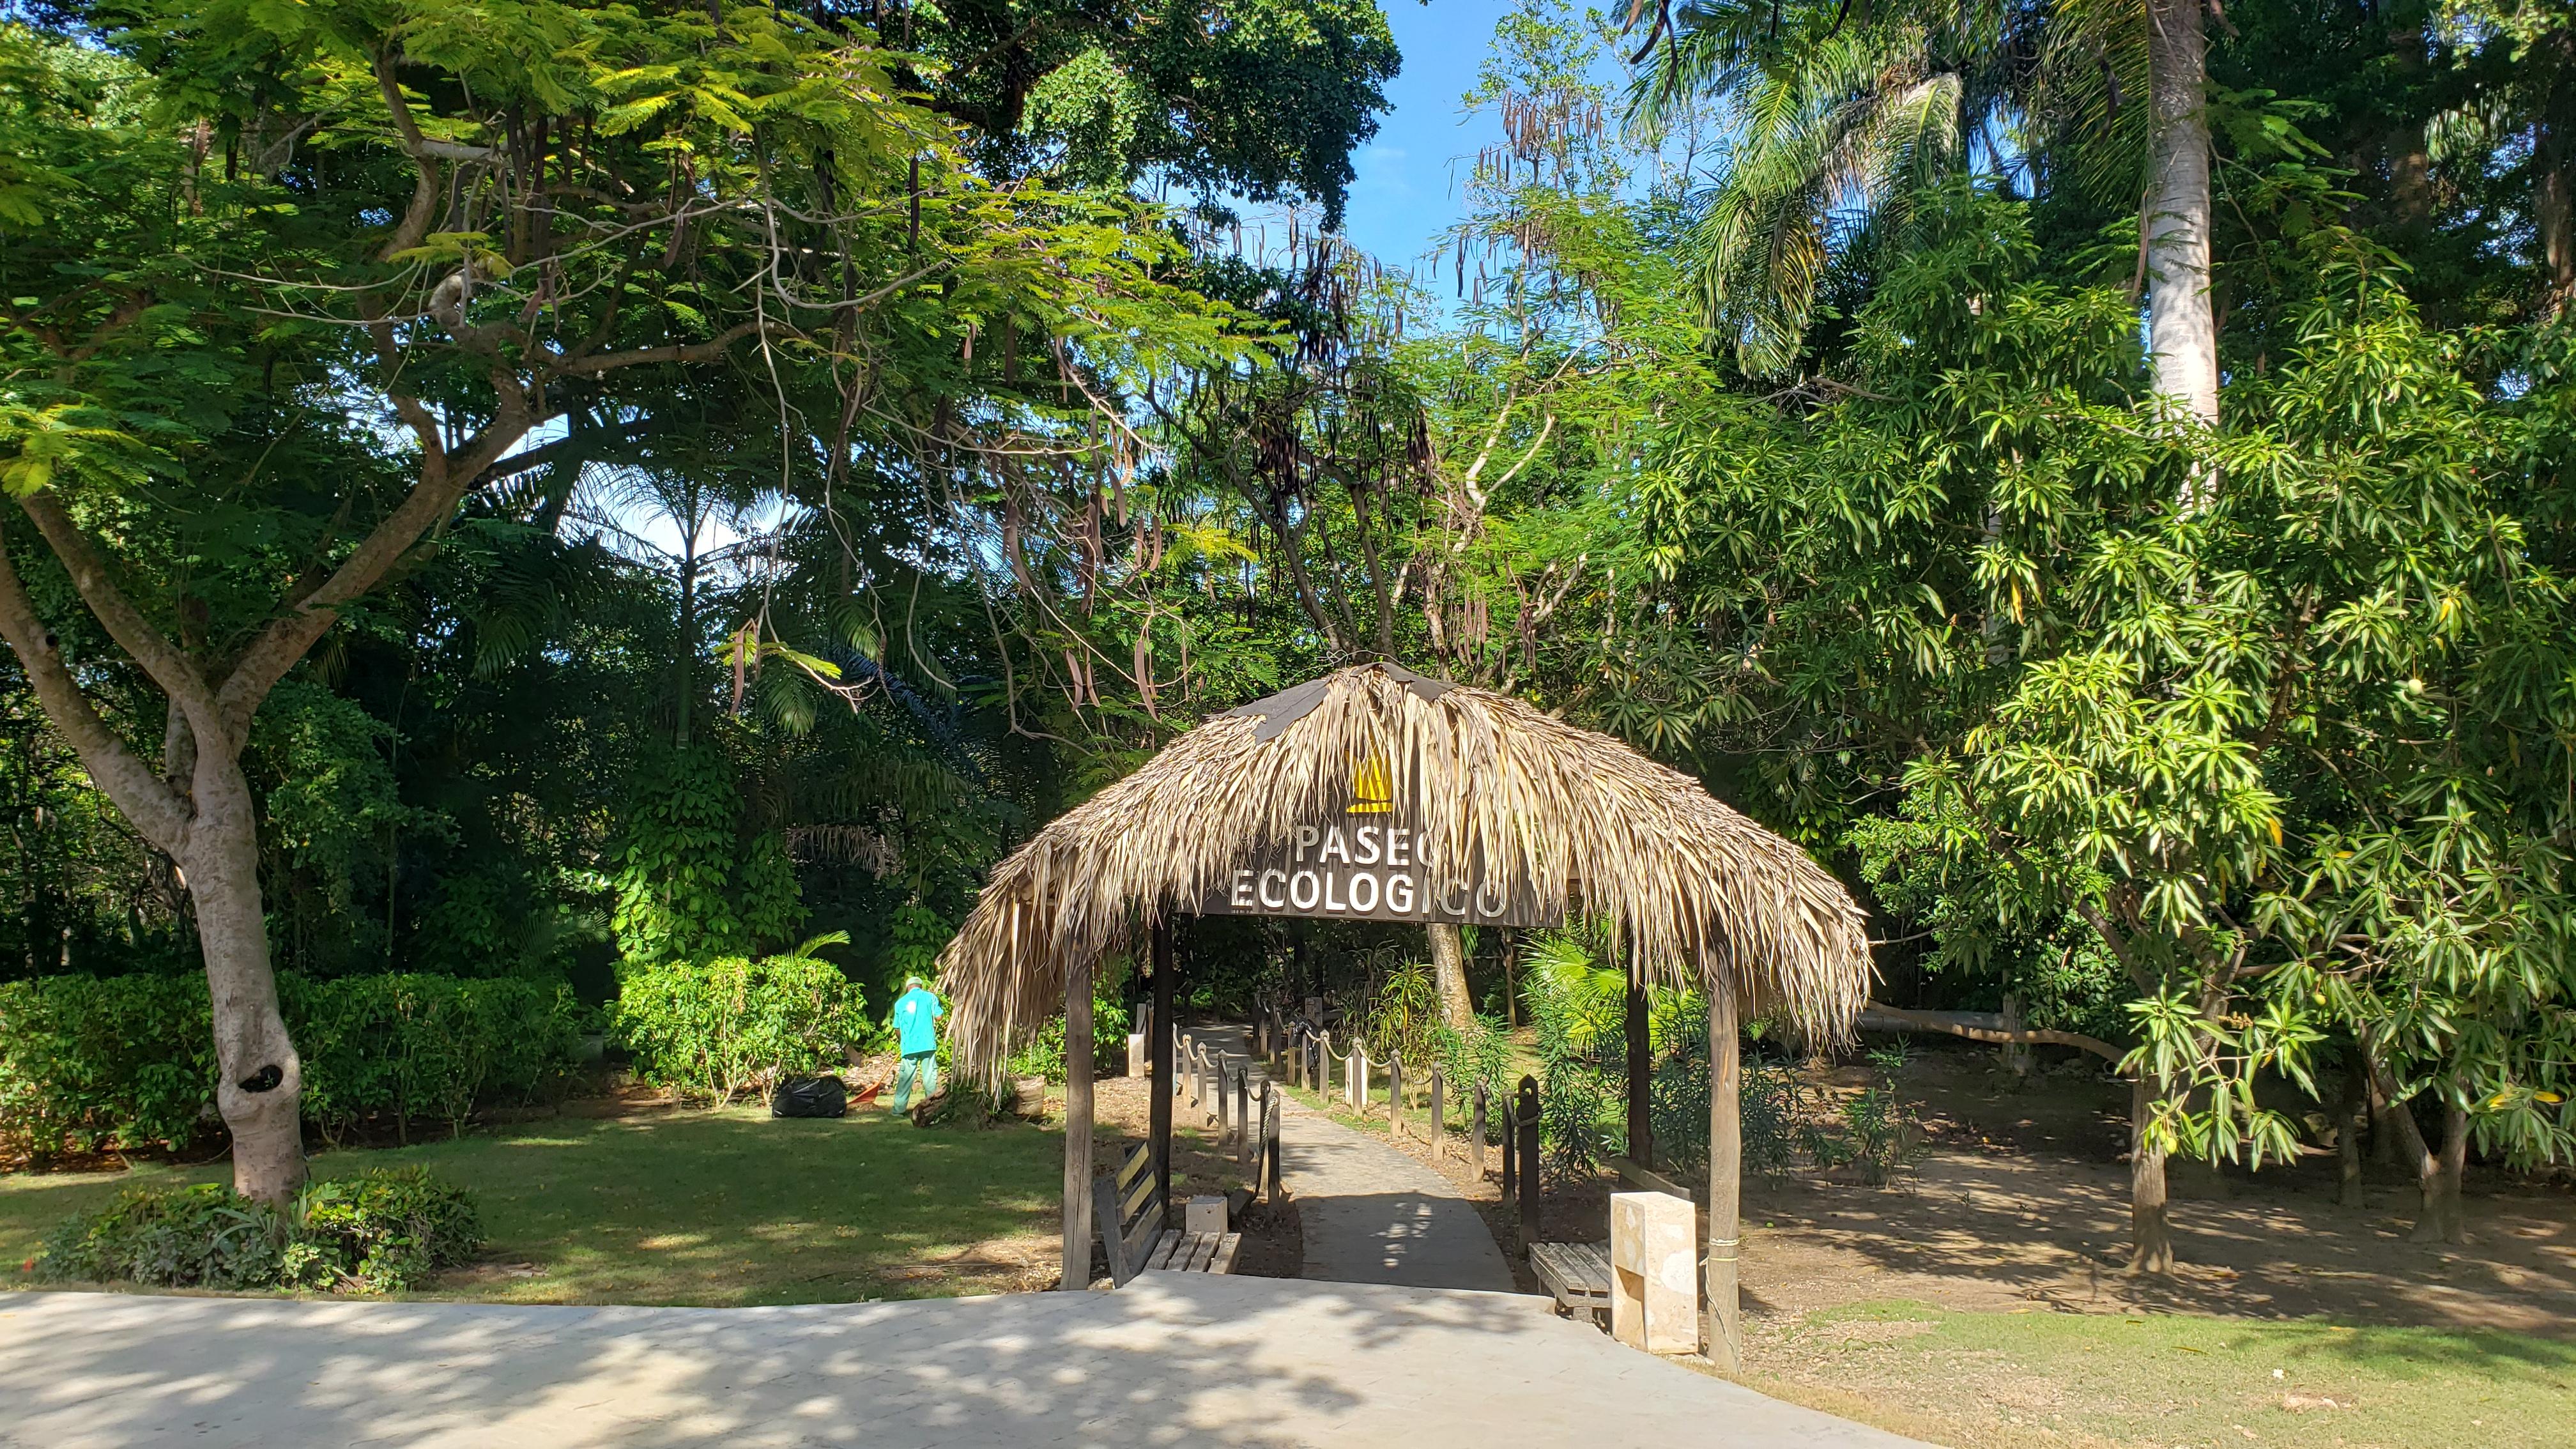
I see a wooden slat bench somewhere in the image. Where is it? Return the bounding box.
[1091,1140,1240,1287]
[1529,1241,1612,1317]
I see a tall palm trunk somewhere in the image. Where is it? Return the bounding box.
[2145,0,2219,433]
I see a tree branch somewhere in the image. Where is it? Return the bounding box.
[548,316,793,379]
[215,403,535,742]
[372,49,446,263]
[1863,1002,2128,1067]
[17,492,216,716]
[0,516,192,852]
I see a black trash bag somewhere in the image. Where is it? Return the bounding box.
[771,1075,848,1119]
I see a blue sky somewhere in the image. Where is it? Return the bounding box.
[1336,0,1517,278]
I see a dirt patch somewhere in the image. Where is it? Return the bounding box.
[1462,1045,2576,1337]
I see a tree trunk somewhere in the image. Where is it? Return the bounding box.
[2128,1072,2174,1273]
[1702,988,1742,1373]
[2144,0,2219,435]
[187,751,305,1204]
[2539,109,2574,302]
[2338,1057,2367,1210]
[2369,1073,2408,1170]
[1427,922,1474,1032]
[2422,1099,2469,1245]
[674,489,701,749]
[2363,1059,2465,1244]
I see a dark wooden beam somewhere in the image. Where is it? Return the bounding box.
[1150,917,1176,1211]
[1625,972,1653,1169]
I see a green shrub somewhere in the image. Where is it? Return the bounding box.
[32,1169,482,1294]
[0,973,581,1160]
[0,974,217,1160]
[612,935,871,1103]
[1002,986,1131,1084]
[287,974,582,1144]
[283,1167,482,1293]
[33,1183,284,1289]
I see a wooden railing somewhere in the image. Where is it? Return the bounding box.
[1172,1025,1283,1204]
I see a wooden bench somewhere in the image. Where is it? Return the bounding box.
[1091,1140,1241,1287]
[1529,1240,1612,1317]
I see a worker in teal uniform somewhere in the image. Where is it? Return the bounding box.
[890,976,944,1110]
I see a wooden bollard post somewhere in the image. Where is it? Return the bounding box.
[1388,1056,1405,1140]
[1236,1069,1252,1163]
[1499,1091,1515,1203]
[1213,1050,1228,1132]
[1429,1068,1445,1162]
[1264,1093,1283,1201]
[1515,1075,1542,1255]
[1471,1082,1487,1177]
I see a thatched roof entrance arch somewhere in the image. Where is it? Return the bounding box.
[941,663,1871,1069]
[936,662,1873,1365]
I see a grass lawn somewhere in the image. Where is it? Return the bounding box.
[3,1104,1065,1305]
[1747,1300,2576,1449]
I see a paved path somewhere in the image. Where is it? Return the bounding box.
[1278,1095,1519,1292]
[1181,1023,1516,1294]
[0,1278,1929,1448]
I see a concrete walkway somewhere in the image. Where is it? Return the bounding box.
[0,1278,1929,1448]
[1180,1023,1515,1294]
[1278,1095,1519,1292]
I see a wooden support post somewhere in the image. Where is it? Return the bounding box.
[1264,1090,1283,1201]
[1389,1057,1405,1140]
[1471,1082,1487,1177]
[1499,1091,1515,1202]
[1515,1075,1542,1254]
[1211,1046,1225,1131]
[1352,1043,1367,1110]
[1625,972,1653,1169]
[1236,1069,1251,1162]
[1060,953,1094,1291]
[1429,1068,1445,1162]
[1705,990,1743,1372]
[1150,919,1175,1214]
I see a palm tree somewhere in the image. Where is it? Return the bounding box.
[1628,0,2218,433]
[1627,0,2017,374]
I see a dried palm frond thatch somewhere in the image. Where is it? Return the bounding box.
[940,663,1872,1073]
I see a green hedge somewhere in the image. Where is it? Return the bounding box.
[612,953,871,1105]
[0,973,581,1160]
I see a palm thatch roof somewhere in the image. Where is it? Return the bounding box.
[939,663,1872,1073]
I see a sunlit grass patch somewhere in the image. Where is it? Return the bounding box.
[3,1104,1063,1304]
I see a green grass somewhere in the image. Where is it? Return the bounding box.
[1751,1300,2576,1449]
[3,1104,1064,1305]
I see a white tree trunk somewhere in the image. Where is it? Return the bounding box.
[2145,0,2219,436]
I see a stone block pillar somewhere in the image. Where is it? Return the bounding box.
[1611,1190,1698,1354]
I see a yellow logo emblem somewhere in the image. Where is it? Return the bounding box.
[1347,753,1392,815]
